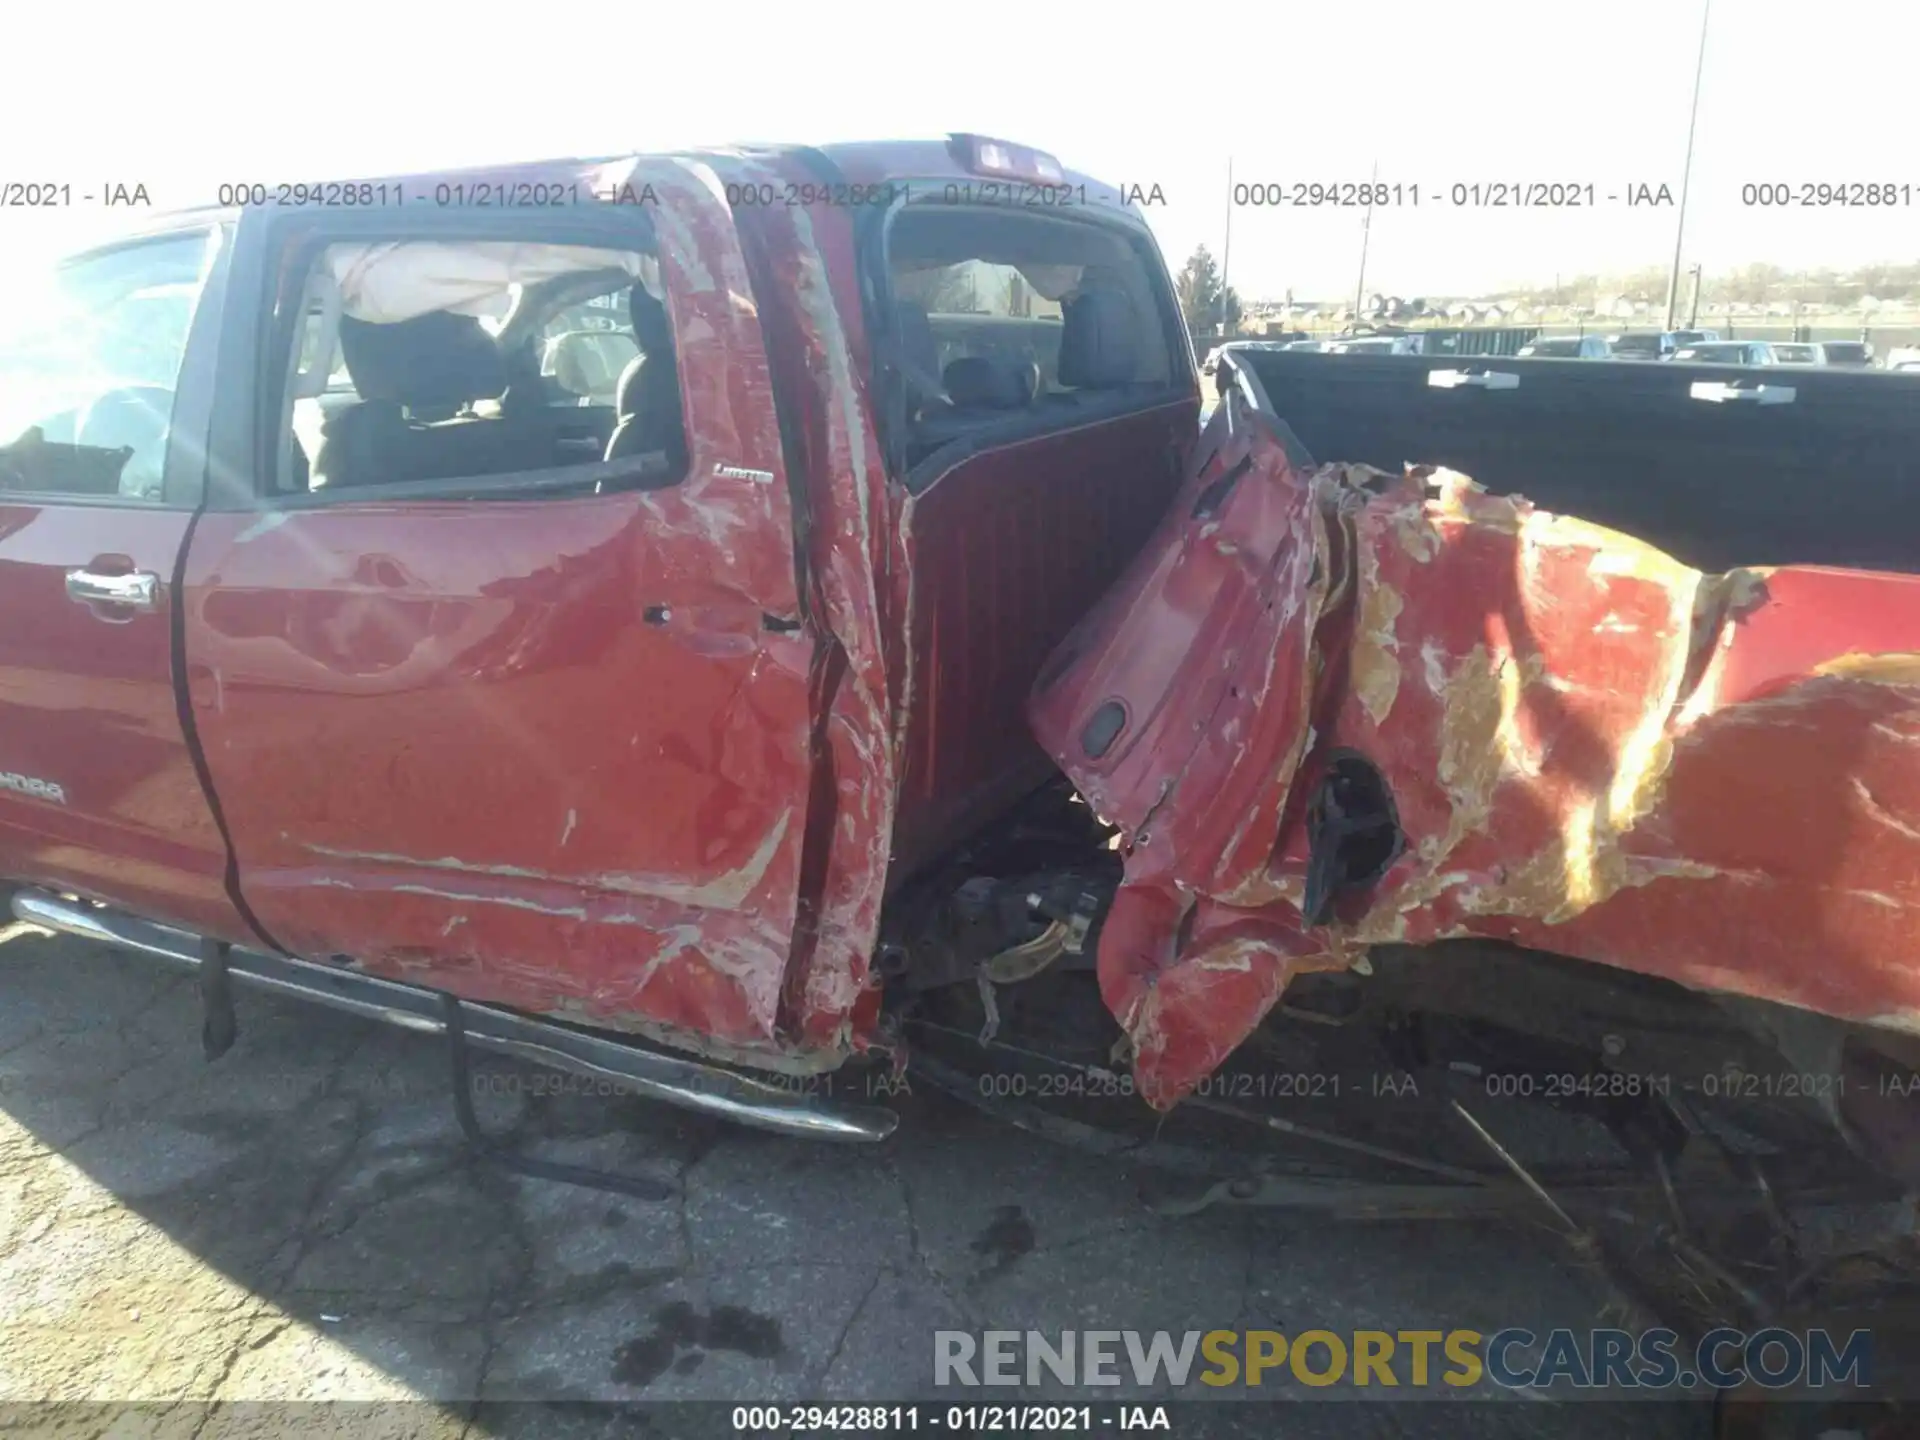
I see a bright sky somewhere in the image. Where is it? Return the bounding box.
[5,0,1913,299]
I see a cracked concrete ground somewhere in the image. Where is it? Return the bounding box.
[0,923,1714,1438]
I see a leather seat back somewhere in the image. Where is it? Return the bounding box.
[943,356,1036,411]
[1056,281,1140,390]
[314,312,547,488]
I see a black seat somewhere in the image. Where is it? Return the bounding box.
[942,356,1037,411]
[1054,280,1140,392]
[313,312,547,488]
[604,286,686,469]
[309,397,410,490]
[498,337,617,464]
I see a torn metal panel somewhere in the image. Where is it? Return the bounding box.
[1033,407,1920,1107]
[710,156,903,1055]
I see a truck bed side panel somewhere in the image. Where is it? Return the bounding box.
[1032,391,1920,1106]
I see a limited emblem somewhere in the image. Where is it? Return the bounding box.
[712,462,775,484]
[0,772,66,805]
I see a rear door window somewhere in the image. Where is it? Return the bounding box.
[270,238,683,498]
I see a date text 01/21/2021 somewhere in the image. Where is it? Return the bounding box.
[1228,181,1677,208]
[200,180,1112,212]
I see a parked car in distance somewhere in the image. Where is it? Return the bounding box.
[1516,335,1610,359]
[1769,342,1824,365]
[1605,331,1678,361]
[1324,334,1422,355]
[1817,340,1876,368]
[1886,346,1920,373]
[1669,329,1720,347]
[1673,340,1780,365]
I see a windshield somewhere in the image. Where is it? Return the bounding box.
[1677,344,1746,362]
[1824,343,1868,362]
[1773,345,1817,363]
[1524,338,1582,356]
[1610,335,1662,357]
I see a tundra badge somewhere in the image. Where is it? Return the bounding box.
[0,773,66,805]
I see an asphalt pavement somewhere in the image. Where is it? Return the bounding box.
[0,919,1716,1438]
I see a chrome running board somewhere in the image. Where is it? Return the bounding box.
[9,889,896,1143]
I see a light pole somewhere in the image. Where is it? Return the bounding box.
[1665,0,1711,332]
[1353,159,1378,326]
[1221,157,1234,336]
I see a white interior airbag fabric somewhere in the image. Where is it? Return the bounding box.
[328,243,648,324]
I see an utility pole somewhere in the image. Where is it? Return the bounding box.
[1221,156,1234,336]
[1665,0,1711,332]
[1353,159,1378,326]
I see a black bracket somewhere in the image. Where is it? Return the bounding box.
[439,993,674,1201]
[199,938,237,1061]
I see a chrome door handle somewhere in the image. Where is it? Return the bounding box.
[65,569,162,612]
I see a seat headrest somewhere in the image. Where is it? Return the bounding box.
[1057,282,1138,389]
[338,312,506,410]
[943,356,1034,411]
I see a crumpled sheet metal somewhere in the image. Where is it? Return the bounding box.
[1040,440,1920,1109]
[715,156,901,1058]
[184,156,899,1075]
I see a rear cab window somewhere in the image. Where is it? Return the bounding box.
[876,197,1182,478]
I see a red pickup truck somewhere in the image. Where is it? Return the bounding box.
[4,136,1919,1240]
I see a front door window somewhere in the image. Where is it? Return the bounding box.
[0,231,219,503]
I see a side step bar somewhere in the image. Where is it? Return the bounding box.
[9,889,896,1143]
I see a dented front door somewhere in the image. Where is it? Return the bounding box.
[183,163,820,1057]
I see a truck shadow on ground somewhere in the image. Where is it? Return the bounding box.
[0,923,1705,1439]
